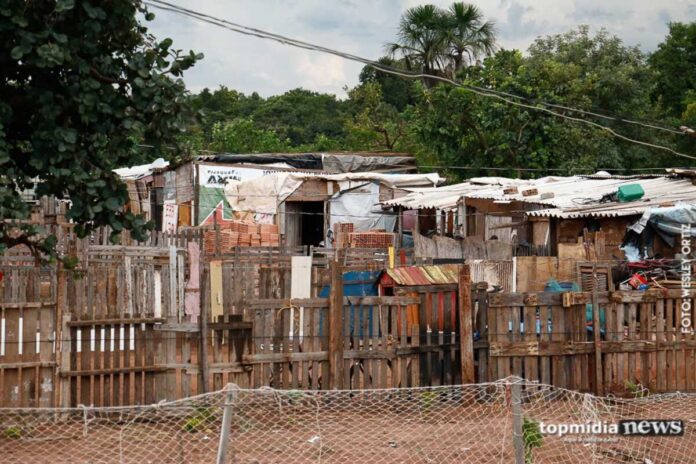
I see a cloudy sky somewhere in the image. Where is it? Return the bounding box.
[147,0,696,97]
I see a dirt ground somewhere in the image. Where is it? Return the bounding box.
[0,395,693,463]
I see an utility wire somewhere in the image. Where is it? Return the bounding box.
[144,0,696,161]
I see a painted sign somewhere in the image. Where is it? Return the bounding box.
[198,164,269,188]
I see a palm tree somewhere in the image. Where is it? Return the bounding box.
[386,3,497,84]
[445,3,497,75]
[386,4,449,87]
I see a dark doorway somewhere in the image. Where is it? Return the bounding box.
[285,201,325,247]
[300,201,324,246]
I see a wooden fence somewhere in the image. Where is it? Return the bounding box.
[0,249,466,407]
[4,247,695,409]
[474,288,696,395]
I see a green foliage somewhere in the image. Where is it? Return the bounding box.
[0,0,200,258]
[178,19,695,181]
[359,57,416,111]
[523,417,543,464]
[408,27,673,180]
[649,22,696,156]
[210,118,291,153]
[3,426,21,439]
[418,390,439,410]
[183,406,216,433]
[387,2,496,83]
[624,380,647,398]
[650,22,696,118]
[344,82,407,151]
[190,87,349,149]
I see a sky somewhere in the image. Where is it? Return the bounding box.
[147,0,696,98]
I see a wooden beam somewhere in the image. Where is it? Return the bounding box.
[591,265,604,396]
[328,259,345,389]
[459,265,475,383]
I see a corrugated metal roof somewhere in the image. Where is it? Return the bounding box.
[467,175,696,218]
[382,178,530,210]
[384,264,461,286]
[383,172,696,219]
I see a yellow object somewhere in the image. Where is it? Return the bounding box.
[388,246,395,269]
[210,260,223,321]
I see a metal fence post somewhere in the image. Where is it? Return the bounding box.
[511,380,525,464]
[216,383,237,464]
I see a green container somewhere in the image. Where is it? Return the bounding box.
[617,183,645,202]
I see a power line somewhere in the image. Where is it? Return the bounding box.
[144,0,696,161]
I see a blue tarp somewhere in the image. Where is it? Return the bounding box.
[319,270,381,337]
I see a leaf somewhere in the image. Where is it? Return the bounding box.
[10,46,24,60]
[104,197,121,211]
[55,0,75,13]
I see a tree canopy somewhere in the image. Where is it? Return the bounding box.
[0,0,200,258]
[386,2,496,86]
[185,22,695,179]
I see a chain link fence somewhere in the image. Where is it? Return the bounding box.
[0,378,694,463]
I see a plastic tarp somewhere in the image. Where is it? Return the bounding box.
[205,153,417,173]
[224,171,442,216]
[628,204,696,237]
[224,173,304,215]
[329,182,396,232]
[322,154,416,173]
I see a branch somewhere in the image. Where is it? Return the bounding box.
[89,67,127,86]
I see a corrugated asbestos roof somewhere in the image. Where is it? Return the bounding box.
[382,178,530,211]
[383,172,696,219]
[384,264,461,286]
[468,175,696,218]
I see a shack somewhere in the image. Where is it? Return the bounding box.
[378,264,461,334]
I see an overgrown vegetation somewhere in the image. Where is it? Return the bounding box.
[522,417,543,463]
[0,0,200,257]
[182,406,217,433]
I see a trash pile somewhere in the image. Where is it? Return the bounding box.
[618,259,692,290]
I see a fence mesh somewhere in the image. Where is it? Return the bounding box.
[0,378,694,463]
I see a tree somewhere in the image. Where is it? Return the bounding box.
[358,57,415,111]
[387,4,449,86]
[444,3,496,74]
[0,0,201,258]
[387,3,497,84]
[344,82,407,151]
[650,22,696,118]
[209,118,291,153]
[189,87,348,149]
[409,28,664,179]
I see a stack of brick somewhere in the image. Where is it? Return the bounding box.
[333,222,354,248]
[204,221,280,253]
[348,231,395,248]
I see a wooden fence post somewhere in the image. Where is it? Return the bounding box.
[328,260,344,389]
[199,266,210,394]
[54,267,72,408]
[592,264,604,396]
[458,265,475,383]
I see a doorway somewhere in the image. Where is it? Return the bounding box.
[284,201,325,247]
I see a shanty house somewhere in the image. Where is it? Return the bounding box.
[137,152,441,248]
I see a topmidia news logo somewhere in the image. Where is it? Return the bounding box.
[540,420,684,438]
